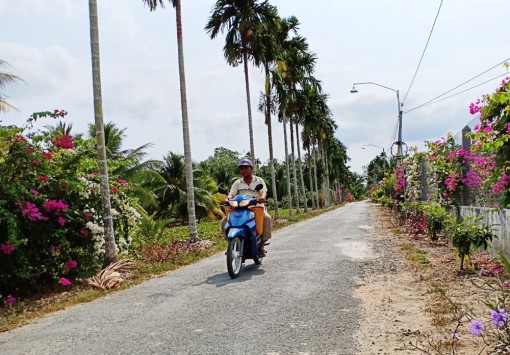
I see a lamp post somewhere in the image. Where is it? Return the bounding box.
[351,82,403,165]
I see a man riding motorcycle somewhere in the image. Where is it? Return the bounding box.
[220,159,272,256]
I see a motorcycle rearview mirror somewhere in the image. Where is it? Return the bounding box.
[254,184,263,192]
[217,186,228,195]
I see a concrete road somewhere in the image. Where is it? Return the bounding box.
[0,201,375,355]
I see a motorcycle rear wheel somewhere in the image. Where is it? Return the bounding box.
[227,237,243,279]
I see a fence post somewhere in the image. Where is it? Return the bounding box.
[420,156,428,202]
[461,126,472,206]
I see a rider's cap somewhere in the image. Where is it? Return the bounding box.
[238,158,254,168]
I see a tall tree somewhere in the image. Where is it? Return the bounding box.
[255,15,282,218]
[142,0,198,243]
[0,60,23,113]
[88,0,118,263]
[205,0,278,162]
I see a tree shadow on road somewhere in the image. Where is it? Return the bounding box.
[199,264,265,288]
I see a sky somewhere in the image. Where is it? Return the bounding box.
[1,0,509,174]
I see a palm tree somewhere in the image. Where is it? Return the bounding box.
[88,0,118,264]
[0,60,23,113]
[142,0,198,243]
[44,121,75,136]
[87,122,152,162]
[205,0,278,162]
[254,16,284,218]
[280,49,317,212]
[270,20,308,214]
[145,152,218,222]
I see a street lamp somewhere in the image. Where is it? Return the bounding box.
[362,144,389,177]
[351,82,404,165]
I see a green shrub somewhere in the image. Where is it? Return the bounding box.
[450,216,496,270]
[423,204,450,241]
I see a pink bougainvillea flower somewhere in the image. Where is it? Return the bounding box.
[25,148,34,154]
[43,200,69,214]
[51,135,74,149]
[5,295,16,306]
[30,189,40,196]
[64,260,78,271]
[15,134,26,142]
[39,175,49,181]
[50,245,61,254]
[84,212,93,218]
[32,160,41,166]
[112,186,119,193]
[59,277,72,286]
[80,229,90,237]
[1,243,15,255]
[42,151,54,160]
[57,217,67,226]
[20,201,49,222]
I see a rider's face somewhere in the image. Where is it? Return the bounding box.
[239,166,252,177]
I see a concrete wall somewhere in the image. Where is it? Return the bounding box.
[452,206,510,260]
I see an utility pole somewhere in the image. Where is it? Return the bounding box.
[396,90,403,167]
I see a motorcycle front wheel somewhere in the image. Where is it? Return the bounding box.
[227,237,243,279]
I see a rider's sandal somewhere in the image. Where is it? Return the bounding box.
[259,250,267,257]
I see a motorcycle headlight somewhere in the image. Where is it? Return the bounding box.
[229,200,238,207]
[239,199,250,207]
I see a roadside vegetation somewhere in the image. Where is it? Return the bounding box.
[368,76,510,353]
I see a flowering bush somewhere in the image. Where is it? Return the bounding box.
[425,134,467,206]
[0,111,141,302]
[468,77,510,208]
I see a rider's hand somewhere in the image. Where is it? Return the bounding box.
[257,197,267,204]
[220,200,227,206]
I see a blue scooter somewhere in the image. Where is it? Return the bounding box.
[221,184,265,279]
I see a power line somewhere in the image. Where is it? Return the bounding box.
[405,71,509,114]
[402,0,445,104]
[404,56,510,113]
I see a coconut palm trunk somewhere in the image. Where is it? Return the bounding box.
[322,144,331,207]
[243,50,255,162]
[283,119,292,216]
[313,145,320,207]
[289,118,300,213]
[88,0,118,263]
[307,146,316,209]
[295,122,308,212]
[174,0,198,242]
[265,64,279,218]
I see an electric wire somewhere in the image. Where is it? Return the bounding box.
[404,57,510,114]
[405,71,509,114]
[402,0,445,104]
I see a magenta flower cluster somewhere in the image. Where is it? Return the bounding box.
[1,243,15,255]
[19,201,49,222]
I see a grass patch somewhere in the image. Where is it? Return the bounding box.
[1,203,345,332]
[402,244,430,267]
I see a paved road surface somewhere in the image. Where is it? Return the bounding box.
[0,201,375,355]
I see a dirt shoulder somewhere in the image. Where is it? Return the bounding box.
[356,204,499,354]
